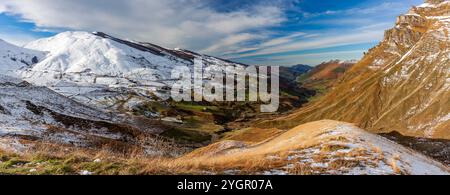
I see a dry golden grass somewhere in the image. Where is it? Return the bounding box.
[328,159,361,171]
[287,163,315,175]
[4,120,438,175]
[389,158,401,175]
[0,135,196,175]
[159,120,371,175]
[222,127,284,143]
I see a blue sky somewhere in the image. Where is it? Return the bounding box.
[0,0,423,66]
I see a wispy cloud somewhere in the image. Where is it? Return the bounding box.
[235,49,367,66]
[0,0,286,51]
[227,26,384,59]
[259,32,307,47]
[222,0,420,65]
[301,2,407,19]
[201,33,265,54]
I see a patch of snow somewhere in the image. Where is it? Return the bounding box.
[79,170,93,175]
[262,169,288,175]
[417,3,436,8]
[161,117,183,124]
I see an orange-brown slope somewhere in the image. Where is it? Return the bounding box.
[257,1,450,139]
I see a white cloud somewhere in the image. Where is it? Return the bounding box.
[201,33,264,54]
[259,32,307,47]
[302,2,407,19]
[237,50,366,66]
[0,0,285,52]
[0,4,6,12]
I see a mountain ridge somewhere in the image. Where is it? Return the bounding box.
[257,0,450,139]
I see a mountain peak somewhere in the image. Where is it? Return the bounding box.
[425,0,447,4]
[23,30,191,79]
[417,0,450,9]
[318,59,357,65]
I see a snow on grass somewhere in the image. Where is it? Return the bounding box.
[320,123,449,175]
[205,121,449,175]
[0,138,27,154]
[0,39,45,75]
[0,75,146,148]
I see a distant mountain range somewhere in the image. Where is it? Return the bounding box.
[297,60,356,94]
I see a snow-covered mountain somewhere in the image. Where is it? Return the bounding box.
[0,33,249,157]
[18,31,244,110]
[0,39,44,74]
[22,31,242,84]
[22,32,186,85]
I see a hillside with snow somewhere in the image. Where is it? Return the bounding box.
[23,32,189,85]
[0,39,44,75]
[0,73,190,157]
[17,31,245,110]
[182,120,449,175]
[22,31,243,85]
[0,75,131,145]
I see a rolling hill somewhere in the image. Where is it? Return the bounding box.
[181,120,449,175]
